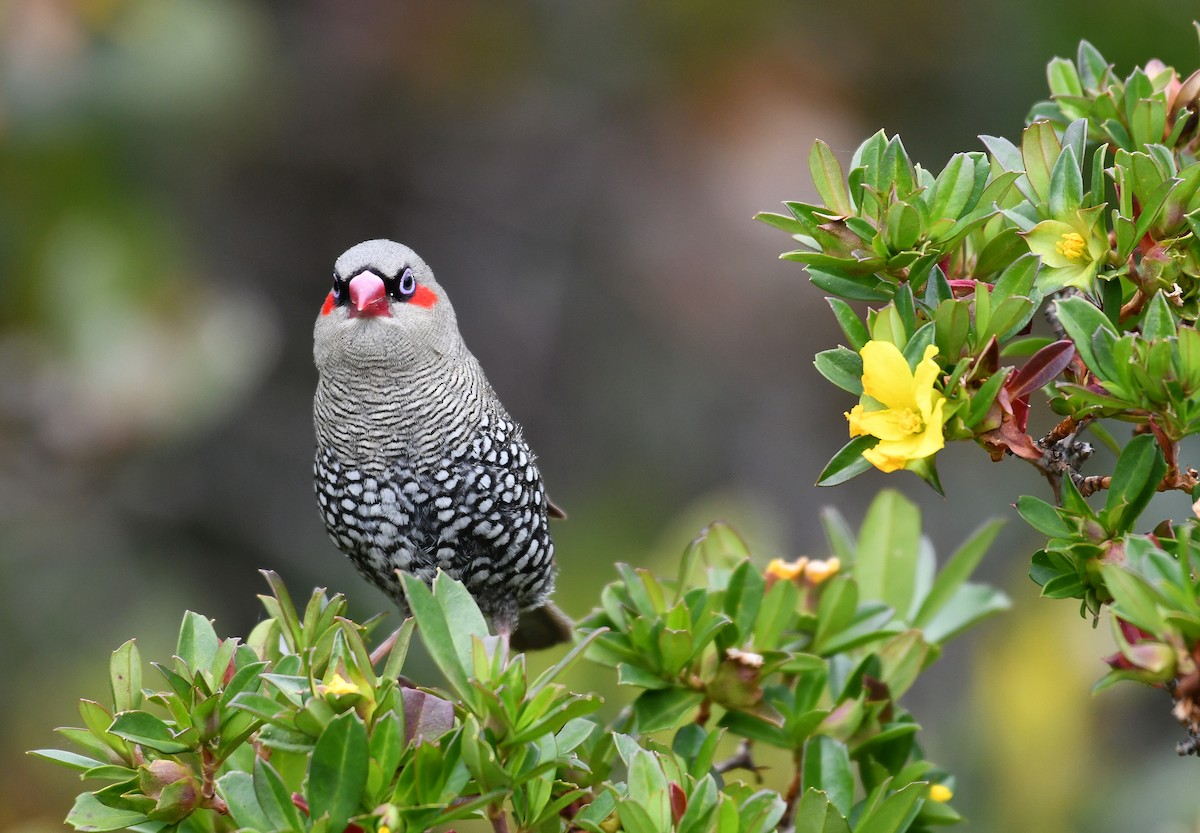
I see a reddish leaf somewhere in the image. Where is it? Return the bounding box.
[669,783,687,824]
[1006,339,1076,400]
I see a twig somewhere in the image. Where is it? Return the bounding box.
[714,738,763,780]
[488,803,510,833]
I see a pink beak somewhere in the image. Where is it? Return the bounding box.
[348,272,391,318]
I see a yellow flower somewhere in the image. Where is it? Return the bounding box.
[803,557,841,584]
[928,784,953,803]
[846,341,948,473]
[1022,206,1107,290]
[766,557,809,581]
[318,672,360,697]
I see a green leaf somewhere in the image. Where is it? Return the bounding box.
[1054,295,1119,374]
[308,711,368,833]
[806,267,889,302]
[1022,120,1061,203]
[216,771,274,832]
[810,140,854,216]
[1099,564,1167,634]
[1102,434,1167,534]
[1048,56,1083,97]
[814,347,864,395]
[801,737,853,817]
[176,612,220,676]
[1049,145,1083,218]
[254,757,308,832]
[855,490,921,616]
[827,298,869,351]
[109,640,142,714]
[856,781,926,833]
[1141,291,1177,340]
[816,436,878,487]
[633,688,706,733]
[107,711,193,754]
[792,789,852,833]
[821,507,857,565]
[1016,495,1072,538]
[920,583,1011,644]
[1077,40,1109,89]
[400,572,470,699]
[28,748,107,773]
[914,519,1003,628]
[65,792,149,832]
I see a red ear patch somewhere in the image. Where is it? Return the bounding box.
[411,284,437,309]
[320,292,336,316]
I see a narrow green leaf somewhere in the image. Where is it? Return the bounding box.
[914,519,1003,627]
[816,436,878,487]
[821,507,857,565]
[1048,56,1083,97]
[801,737,853,817]
[308,711,368,833]
[254,757,308,832]
[216,771,274,832]
[400,572,470,699]
[176,612,220,676]
[814,347,864,395]
[792,789,852,833]
[28,748,107,773]
[856,781,926,833]
[1049,145,1083,218]
[810,140,853,216]
[633,689,706,734]
[109,640,142,714]
[108,711,192,754]
[1022,120,1061,204]
[1054,295,1119,374]
[1141,291,1176,340]
[1015,495,1072,538]
[1103,434,1167,534]
[65,793,149,832]
[855,490,921,615]
[920,583,1011,644]
[1098,564,1167,634]
[827,298,869,351]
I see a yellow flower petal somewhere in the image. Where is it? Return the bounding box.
[862,443,911,473]
[766,557,808,581]
[929,784,953,803]
[847,406,923,442]
[320,673,360,697]
[912,345,942,417]
[804,557,841,584]
[859,340,917,411]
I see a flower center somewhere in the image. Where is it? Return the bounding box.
[896,408,923,434]
[1056,231,1087,262]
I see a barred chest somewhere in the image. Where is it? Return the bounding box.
[312,411,556,616]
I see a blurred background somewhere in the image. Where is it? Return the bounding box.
[4,1,1200,830]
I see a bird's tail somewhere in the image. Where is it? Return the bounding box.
[511,601,575,651]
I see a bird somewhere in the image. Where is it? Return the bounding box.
[312,239,572,650]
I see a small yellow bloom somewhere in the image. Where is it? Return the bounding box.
[804,557,841,584]
[846,341,948,473]
[928,784,953,803]
[1055,231,1086,261]
[379,826,391,833]
[766,557,809,581]
[318,673,360,697]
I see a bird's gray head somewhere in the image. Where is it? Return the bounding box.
[314,240,461,373]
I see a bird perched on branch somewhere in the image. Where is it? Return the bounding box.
[312,239,571,650]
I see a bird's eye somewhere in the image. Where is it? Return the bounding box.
[398,267,416,298]
[331,275,343,301]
